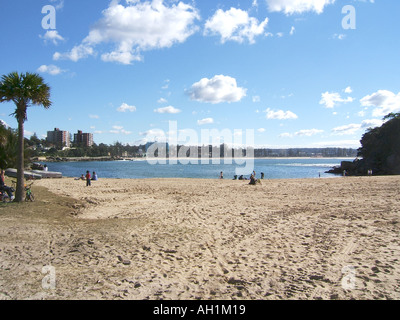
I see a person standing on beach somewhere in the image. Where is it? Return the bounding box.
[85,171,91,186]
[220,171,223,179]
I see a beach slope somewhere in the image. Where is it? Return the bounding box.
[1,176,399,300]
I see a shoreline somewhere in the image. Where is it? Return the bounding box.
[41,156,354,163]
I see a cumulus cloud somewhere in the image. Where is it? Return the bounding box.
[117,103,137,112]
[265,108,298,120]
[188,75,247,104]
[139,128,167,142]
[37,64,65,75]
[360,90,400,117]
[40,30,65,45]
[204,7,269,44]
[266,0,336,15]
[197,118,214,125]
[54,43,95,62]
[320,91,354,108]
[344,86,353,94]
[154,106,181,114]
[54,0,200,64]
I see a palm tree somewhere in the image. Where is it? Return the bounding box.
[0,72,51,202]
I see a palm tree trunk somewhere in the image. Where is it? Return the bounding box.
[15,117,25,202]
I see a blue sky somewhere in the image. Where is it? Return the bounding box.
[1,0,399,148]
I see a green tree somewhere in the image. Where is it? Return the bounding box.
[358,113,400,175]
[0,72,52,202]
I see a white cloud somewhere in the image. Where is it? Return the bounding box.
[333,119,383,136]
[332,123,361,135]
[54,43,95,62]
[0,119,10,128]
[154,106,181,114]
[39,30,65,45]
[360,90,400,117]
[24,130,34,138]
[110,125,132,135]
[295,129,324,136]
[320,91,354,108]
[279,128,323,138]
[344,86,353,94]
[290,26,295,35]
[361,119,384,128]
[55,0,200,64]
[139,129,167,142]
[158,98,168,104]
[188,75,247,104]
[279,132,293,138]
[89,114,100,119]
[37,64,65,76]
[197,118,214,125]
[265,108,298,120]
[257,128,266,133]
[50,0,64,10]
[162,79,170,90]
[117,103,137,112]
[204,7,269,44]
[333,33,346,40]
[265,0,335,15]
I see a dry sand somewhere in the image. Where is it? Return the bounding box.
[1,176,399,300]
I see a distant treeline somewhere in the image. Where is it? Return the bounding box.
[0,124,357,168]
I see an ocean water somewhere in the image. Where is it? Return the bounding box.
[42,158,350,180]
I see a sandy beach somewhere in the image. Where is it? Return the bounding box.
[0,176,399,300]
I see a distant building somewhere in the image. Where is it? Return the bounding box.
[74,130,94,147]
[47,128,70,148]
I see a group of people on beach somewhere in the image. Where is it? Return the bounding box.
[220,170,265,185]
[76,171,98,186]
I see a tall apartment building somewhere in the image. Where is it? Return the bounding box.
[47,128,70,148]
[74,130,94,147]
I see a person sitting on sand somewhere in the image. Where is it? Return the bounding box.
[219,171,223,179]
[249,174,257,185]
[92,171,98,181]
[0,169,14,200]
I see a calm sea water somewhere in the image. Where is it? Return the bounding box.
[42,158,349,180]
